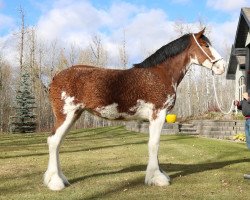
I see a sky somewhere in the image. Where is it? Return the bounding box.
[0,0,249,66]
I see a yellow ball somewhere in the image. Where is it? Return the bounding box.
[166,114,177,123]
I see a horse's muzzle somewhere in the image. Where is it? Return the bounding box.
[211,59,225,75]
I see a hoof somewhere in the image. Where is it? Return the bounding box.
[244,174,250,179]
[145,170,171,186]
[44,171,68,191]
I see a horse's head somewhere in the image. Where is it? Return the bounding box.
[190,28,225,75]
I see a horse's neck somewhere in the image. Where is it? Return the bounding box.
[156,52,191,87]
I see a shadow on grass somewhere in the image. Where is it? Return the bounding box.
[0,140,147,159]
[166,158,250,178]
[1,134,190,159]
[70,158,250,199]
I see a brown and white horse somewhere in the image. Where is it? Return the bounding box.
[44,29,225,190]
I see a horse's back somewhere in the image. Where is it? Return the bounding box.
[50,65,105,90]
[49,65,126,107]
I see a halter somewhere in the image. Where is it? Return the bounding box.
[192,34,222,65]
[193,34,233,113]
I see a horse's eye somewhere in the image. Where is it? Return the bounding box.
[205,44,209,48]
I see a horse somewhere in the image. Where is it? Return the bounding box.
[44,29,225,190]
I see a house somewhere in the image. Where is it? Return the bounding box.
[226,7,250,101]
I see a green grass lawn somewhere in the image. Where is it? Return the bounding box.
[1,126,250,200]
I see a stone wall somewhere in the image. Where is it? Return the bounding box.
[125,120,245,139]
[125,121,180,134]
[192,120,245,139]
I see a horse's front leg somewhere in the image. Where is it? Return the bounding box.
[145,109,170,186]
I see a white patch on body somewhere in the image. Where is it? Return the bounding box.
[190,56,199,65]
[96,100,155,120]
[171,82,177,92]
[131,100,155,120]
[164,94,176,111]
[61,91,67,99]
[96,103,121,119]
[61,91,84,114]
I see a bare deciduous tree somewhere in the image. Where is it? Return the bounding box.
[0,58,13,132]
[119,29,128,69]
[69,43,78,66]
[17,6,26,71]
[90,35,108,67]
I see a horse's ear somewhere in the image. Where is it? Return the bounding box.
[195,27,206,38]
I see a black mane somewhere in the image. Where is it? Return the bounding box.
[133,34,191,68]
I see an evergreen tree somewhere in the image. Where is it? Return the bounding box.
[10,70,37,133]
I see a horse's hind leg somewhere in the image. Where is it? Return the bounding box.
[44,103,83,191]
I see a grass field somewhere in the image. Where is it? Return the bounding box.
[1,126,250,200]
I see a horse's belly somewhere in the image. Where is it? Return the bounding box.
[95,100,154,121]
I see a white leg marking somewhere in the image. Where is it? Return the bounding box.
[44,111,75,191]
[44,92,83,191]
[145,109,170,186]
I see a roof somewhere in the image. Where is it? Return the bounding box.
[226,7,250,80]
